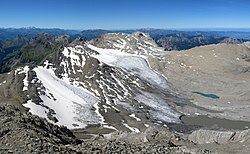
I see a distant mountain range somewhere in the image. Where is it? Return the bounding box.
[0,27,80,40]
[80,28,250,40]
[1,27,250,40]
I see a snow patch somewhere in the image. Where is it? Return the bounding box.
[103,125,118,131]
[22,66,29,91]
[123,123,140,133]
[23,100,49,118]
[129,114,141,121]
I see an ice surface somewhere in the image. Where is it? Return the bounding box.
[31,66,100,128]
[135,91,181,123]
[87,44,169,90]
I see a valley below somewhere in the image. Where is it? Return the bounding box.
[149,43,250,128]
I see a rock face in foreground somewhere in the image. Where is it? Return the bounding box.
[0,105,80,153]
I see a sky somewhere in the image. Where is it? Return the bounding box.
[0,0,250,30]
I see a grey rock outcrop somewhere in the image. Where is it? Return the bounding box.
[0,104,80,153]
[188,129,250,144]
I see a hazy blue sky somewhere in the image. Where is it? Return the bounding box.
[0,0,250,29]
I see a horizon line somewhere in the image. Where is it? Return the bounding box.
[1,27,250,32]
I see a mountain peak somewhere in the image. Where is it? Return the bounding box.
[3,32,183,132]
[90,32,163,56]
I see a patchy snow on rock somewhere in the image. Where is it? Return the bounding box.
[111,73,129,96]
[15,66,30,91]
[62,47,86,74]
[87,44,169,90]
[86,43,181,124]
[20,33,181,131]
[15,67,24,75]
[93,102,105,124]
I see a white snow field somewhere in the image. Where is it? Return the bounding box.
[25,63,102,129]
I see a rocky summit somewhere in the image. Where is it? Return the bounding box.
[1,31,250,153]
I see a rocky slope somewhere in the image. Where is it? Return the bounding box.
[3,104,250,153]
[0,104,80,153]
[0,33,72,74]
[0,104,198,154]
